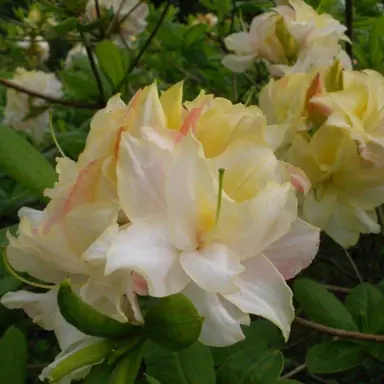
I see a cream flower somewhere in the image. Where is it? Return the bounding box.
[3,68,62,142]
[17,35,50,63]
[310,69,384,164]
[106,131,319,346]
[86,0,148,46]
[287,125,384,247]
[222,0,351,75]
[64,44,92,68]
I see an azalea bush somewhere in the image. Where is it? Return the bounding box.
[1,1,384,383]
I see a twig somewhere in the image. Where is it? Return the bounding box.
[230,0,236,33]
[343,247,363,283]
[28,363,48,370]
[282,363,306,379]
[79,29,105,103]
[324,284,351,293]
[345,0,353,59]
[116,1,171,91]
[94,0,105,38]
[294,316,384,343]
[105,0,129,36]
[0,78,102,109]
[118,0,146,27]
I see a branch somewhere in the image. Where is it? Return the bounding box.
[0,78,102,109]
[343,247,363,283]
[282,363,306,379]
[295,316,384,343]
[116,0,171,91]
[324,284,351,294]
[345,0,353,59]
[79,29,105,103]
[94,0,106,38]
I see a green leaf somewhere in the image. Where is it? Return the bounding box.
[145,375,162,384]
[0,276,22,297]
[306,340,364,374]
[48,17,78,38]
[145,341,216,384]
[0,225,17,248]
[144,294,204,351]
[49,339,116,383]
[0,326,27,384]
[183,24,207,47]
[211,319,284,367]
[58,279,141,339]
[294,279,358,331]
[95,40,126,88]
[369,17,384,66]
[345,283,383,332]
[216,348,284,384]
[78,9,114,32]
[83,363,114,384]
[0,126,57,199]
[109,342,146,384]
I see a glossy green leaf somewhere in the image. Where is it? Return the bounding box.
[345,283,383,332]
[58,279,141,339]
[49,17,78,38]
[95,40,126,88]
[145,341,216,384]
[306,340,364,374]
[0,326,27,384]
[0,276,22,297]
[294,279,358,331]
[183,24,207,47]
[145,375,162,384]
[211,319,284,367]
[216,348,284,384]
[109,342,146,384]
[49,339,116,382]
[0,126,57,199]
[83,363,114,384]
[144,294,203,351]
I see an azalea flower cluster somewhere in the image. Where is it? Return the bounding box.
[3,68,63,143]
[259,63,384,247]
[222,0,352,76]
[86,0,148,47]
[1,82,320,382]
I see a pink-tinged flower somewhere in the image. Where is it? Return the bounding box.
[106,131,319,346]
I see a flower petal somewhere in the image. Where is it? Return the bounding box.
[106,222,190,297]
[166,134,217,251]
[117,132,171,221]
[219,182,297,258]
[224,253,294,341]
[221,54,256,73]
[180,243,244,294]
[183,283,249,346]
[264,218,320,280]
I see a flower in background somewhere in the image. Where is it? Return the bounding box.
[222,0,351,75]
[309,69,384,165]
[3,68,62,142]
[64,43,88,68]
[287,125,384,247]
[17,35,50,63]
[86,0,148,47]
[192,13,219,28]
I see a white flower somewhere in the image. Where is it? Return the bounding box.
[86,0,148,46]
[222,0,350,75]
[106,132,320,346]
[3,68,62,142]
[17,35,50,63]
[64,44,88,68]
